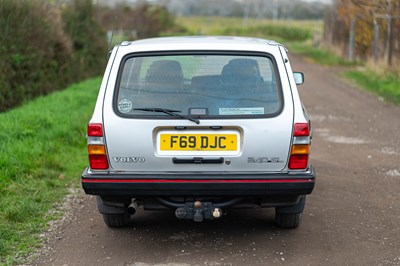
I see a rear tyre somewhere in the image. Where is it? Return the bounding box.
[275,212,302,229]
[275,195,306,229]
[102,213,131,228]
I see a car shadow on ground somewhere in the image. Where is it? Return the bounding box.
[112,207,286,234]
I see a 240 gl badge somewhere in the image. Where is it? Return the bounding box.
[248,157,283,163]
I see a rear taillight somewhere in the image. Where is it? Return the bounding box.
[88,123,103,137]
[289,123,310,170]
[293,123,310,136]
[87,123,109,170]
[289,154,309,169]
[88,155,109,170]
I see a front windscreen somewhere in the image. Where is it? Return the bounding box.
[114,53,282,118]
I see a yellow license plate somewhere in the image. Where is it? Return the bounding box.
[160,134,237,151]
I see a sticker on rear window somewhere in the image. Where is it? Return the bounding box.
[219,107,264,115]
[118,99,132,113]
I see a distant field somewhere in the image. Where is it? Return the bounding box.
[177,16,323,37]
[176,16,339,65]
[176,16,325,56]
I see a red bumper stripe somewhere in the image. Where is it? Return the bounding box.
[82,178,313,184]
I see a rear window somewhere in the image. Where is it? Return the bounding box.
[114,52,282,118]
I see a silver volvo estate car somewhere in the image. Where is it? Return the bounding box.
[81,36,315,228]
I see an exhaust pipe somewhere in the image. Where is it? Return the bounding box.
[127,202,138,215]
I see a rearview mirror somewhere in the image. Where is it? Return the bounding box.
[293,72,304,85]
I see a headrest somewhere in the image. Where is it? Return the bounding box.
[221,59,261,85]
[146,60,183,84]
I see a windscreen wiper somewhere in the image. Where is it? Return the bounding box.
[133,108,200,124]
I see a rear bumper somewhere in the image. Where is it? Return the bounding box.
[81,166,315,197]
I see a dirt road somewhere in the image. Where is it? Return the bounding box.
[33,55,400,266]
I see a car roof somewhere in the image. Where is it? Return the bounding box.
[117,36,284,54]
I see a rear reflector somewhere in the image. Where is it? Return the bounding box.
[88,123,103,137]
[89,154,109,170]
[294,123,309,136]
[288,154,309,169]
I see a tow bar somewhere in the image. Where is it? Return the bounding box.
[155,197,244,222]
[175,201,222,222]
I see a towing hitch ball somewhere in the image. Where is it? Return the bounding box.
[175,201,223,222]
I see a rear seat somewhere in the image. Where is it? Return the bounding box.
[191,75,221,90]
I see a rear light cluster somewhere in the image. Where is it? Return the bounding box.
[289,123,311,170]
[87,123,109,170]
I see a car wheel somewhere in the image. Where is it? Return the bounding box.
[102,213,131,228]
[275,212,302,228]
[275,195,306,229]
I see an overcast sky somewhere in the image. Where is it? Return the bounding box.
[301,0,332,3]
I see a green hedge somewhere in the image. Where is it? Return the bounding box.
[0,0,107,112]
[62,0,108,79]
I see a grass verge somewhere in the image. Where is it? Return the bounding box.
[0,77,100,265]
[343,70,400,104]
[287,41,357,67]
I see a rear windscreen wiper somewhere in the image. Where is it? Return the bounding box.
[133,108,200,124]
